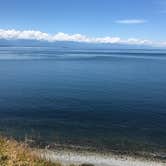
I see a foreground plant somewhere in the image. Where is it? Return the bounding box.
[0,137,63,166]
[0,137,95,166]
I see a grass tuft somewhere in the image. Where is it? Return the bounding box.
[0,136,63,166]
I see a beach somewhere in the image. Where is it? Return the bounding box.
[40,149,166,166]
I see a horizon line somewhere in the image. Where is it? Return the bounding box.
[0,29,166,48]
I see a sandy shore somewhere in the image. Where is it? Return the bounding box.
[40,149,166,166]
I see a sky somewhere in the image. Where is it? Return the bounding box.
[0,0,166,46]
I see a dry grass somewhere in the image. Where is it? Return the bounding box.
[0,137,94,166]
[0,136,63,166]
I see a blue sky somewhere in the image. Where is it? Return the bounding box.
[0,0,166,45]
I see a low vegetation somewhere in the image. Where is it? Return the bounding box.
[0,137,94,166]
[0,136,62,166]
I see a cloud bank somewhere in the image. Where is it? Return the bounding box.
[0,29,166,47]
[116,19,147,24]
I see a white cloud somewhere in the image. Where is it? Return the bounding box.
[116,19,147,24]
[0,29,50,40]
[0,29,166,47]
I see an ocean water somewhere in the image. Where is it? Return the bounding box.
[0,47,166,154]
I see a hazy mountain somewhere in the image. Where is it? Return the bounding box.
[0,39,156,50]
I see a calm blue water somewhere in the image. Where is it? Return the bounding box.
[0,47,166,153]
